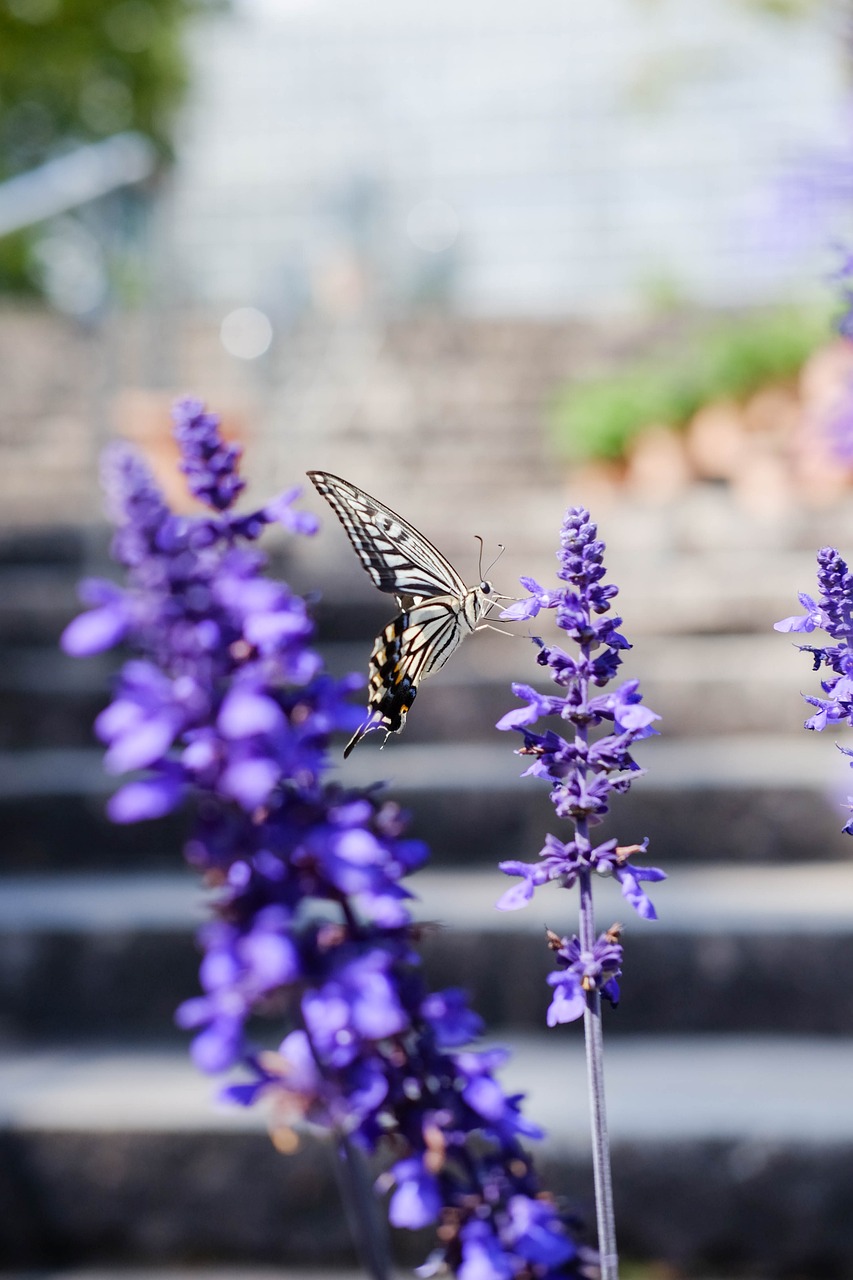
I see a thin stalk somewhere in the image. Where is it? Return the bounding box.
[334,1131,391,1280]
[310,908,390,1280]
[579,864,618,1280]
[575,642,619,1280]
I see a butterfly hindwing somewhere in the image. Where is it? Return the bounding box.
[344,596,477,757]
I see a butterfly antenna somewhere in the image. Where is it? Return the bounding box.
[474,534,485,580]
[484,543,506,578]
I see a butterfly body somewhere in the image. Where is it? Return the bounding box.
[307,470,495,754]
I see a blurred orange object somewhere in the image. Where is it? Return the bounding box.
[111,389,249,512]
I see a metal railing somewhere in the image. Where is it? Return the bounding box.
[0,132,157,238]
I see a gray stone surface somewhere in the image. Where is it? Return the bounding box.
[2,1039,853,1273]
[0,627,830,750]
[2,1274,386,1280]
[1,727,849,873]
[3,864,853,1041]
[3,862,853,936]
[0,731,844,800]
[3,1274,383,1280]
[0,1036,849,1145]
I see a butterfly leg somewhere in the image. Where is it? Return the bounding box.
[475,622,516,637]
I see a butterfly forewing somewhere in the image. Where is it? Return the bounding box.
[307,470,494,753]
[307,471,466,601]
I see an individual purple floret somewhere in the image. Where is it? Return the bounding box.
[776,545,853,831]
[497,506,664,971]
[544,925,623,1027]
[62,400,588,1279]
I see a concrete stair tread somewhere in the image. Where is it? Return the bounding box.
[1,629,817,686]
[2,737,849,870]
[301,540,840,625]
[2,1274,384,1280]
[3,862,853,936]
[1,1034,851,1148]
[0,537,847,640]
[0,732,846,796]
[1,1274,384,1280]
[5,864,853,1040]
[0,631,822,744]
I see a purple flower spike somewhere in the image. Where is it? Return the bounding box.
[498,503,662,1273]
[172,397,246,512]
[778,545,853,834]
[498,505,664,928]
[64,397,585,1279]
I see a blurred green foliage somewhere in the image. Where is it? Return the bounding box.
[735,0,821,15]
[550,308,831,462]
[0,0,207,291]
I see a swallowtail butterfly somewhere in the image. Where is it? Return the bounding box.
[308,471,497,755]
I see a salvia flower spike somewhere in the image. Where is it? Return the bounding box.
[498,505,664,1280]
[776,545,853,832]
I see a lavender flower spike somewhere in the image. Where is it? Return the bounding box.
[776,546,853,827]
[498,505,664,1280]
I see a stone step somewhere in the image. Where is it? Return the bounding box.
[1,1035,851,1274]
[0,527,96,567]
[297,534,830,639]
[396,629,825,741]
[0,564,86,646]
[0,648,113,750]
[0,630,818,750]
[2,1274,387,1280]
[2,864,852,1039]
[0,732,848,871]
[0,528,839,650]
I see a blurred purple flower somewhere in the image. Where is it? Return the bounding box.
[172,396,246,512]
[389,1157,442,1229]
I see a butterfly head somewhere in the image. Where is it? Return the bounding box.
[475,579,498,621]
[479,581,516,608]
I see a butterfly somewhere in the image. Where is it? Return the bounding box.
[307,470,499,755]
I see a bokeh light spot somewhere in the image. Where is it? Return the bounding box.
[7,0,59,23]
[405,199,460,254]
[220,307,274,360]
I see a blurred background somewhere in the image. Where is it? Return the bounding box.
[5,0,853,1275]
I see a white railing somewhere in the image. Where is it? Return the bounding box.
[0,132,157,238]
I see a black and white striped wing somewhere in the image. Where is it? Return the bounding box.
[344,596,472,757]
[307,470,466,604]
